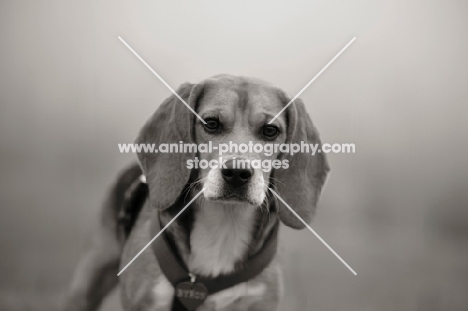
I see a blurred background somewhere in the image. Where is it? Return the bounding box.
[1,0,468,310]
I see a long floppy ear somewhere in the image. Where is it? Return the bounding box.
[273,97,330,229]
[135,82,204,210]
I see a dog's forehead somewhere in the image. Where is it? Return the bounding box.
[199,75,284,114]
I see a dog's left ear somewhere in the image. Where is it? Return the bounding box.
[135,82,204,210]
[272,96,330,229]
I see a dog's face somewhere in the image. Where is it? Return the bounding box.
[136,74,329,228]
[194,76,287,206]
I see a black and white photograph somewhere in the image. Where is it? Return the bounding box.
[1,1,467,310]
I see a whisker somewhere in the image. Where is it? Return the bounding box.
[184,177,206,200]
[269,177,285,187]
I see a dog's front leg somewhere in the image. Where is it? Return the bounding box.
[124,275,175,311]
[62,226,121,311]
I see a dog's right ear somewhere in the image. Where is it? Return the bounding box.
[135,83,204,210]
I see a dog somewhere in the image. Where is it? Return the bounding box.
[62,74,329,311]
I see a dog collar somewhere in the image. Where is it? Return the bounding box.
[151,208,279,311]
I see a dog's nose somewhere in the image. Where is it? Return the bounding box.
[221,161,253,188]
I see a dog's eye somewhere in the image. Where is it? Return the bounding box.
[262,125,279,139]
[204,119,220,132]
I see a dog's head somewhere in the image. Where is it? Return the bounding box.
[136,75,329,229]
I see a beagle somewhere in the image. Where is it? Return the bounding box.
[63,75,329,311]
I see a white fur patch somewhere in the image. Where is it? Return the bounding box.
[152,275,175,309]
[203,160,266,206]
[206,282,267,310]
[203,168,224,199]
[189,202,257,277]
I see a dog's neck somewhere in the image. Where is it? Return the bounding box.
[159,190,276,278]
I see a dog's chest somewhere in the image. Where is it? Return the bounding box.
[188,205,257,277]
[149,205,267,310]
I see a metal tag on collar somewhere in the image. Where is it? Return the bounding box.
[175,272,208,310]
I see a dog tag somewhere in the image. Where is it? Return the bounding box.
[175,281,208,310]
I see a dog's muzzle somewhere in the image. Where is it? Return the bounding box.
[220,160,254,189]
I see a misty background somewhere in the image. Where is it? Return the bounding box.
[1,0,467,310]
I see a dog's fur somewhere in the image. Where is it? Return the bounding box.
[63,75,329,311]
